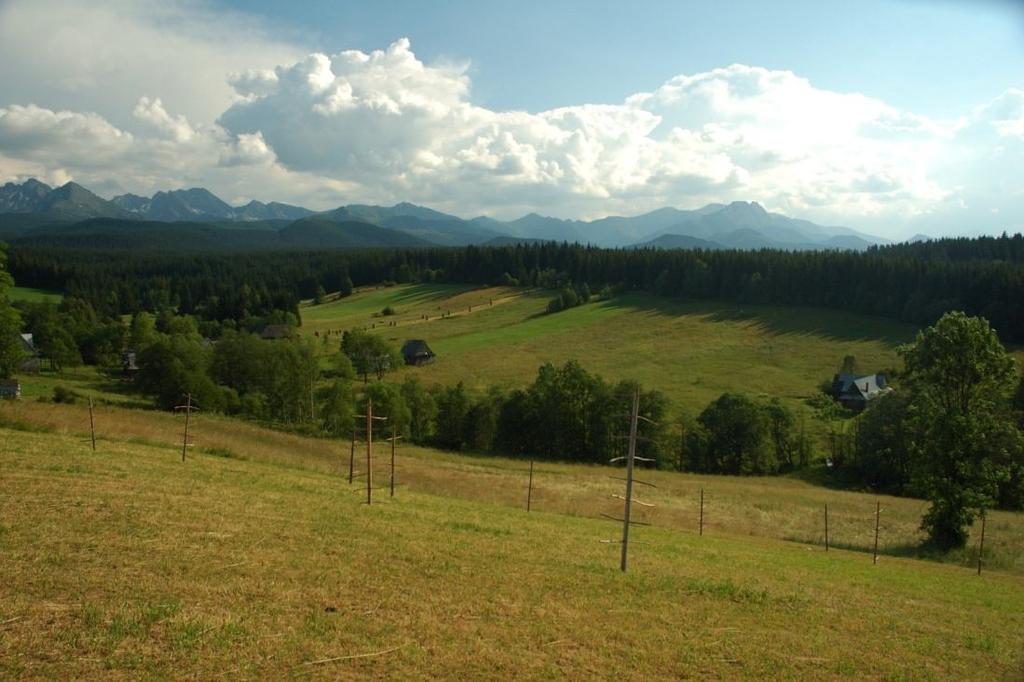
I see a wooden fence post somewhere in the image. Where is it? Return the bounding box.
[977,511,987,576]
[873,500,880,565]
[88,397,96,451]
[824,503,829,552]
[527,460,534,512]
[366,399,373,505]
[348,432,356,484]
[699,488,704,536]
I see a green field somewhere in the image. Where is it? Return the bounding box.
[1,413,1022,678]
[302,284,914,418]
[8,286,63,304]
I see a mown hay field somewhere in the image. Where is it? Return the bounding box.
[1,420,1023,679]
[301,284,914,417]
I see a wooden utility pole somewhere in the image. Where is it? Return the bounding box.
[620,387,639,572]
[602,387,656,573]
[174,393,198,462]
[527,460,534,512]
[354,399,387,505]
[873,500,881,565]
[977,511,987,576]
[88,397,96,451]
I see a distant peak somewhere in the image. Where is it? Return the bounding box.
[725,200,767,212]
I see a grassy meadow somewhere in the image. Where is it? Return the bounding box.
[8,286,63,304]
[1,416,1023,678]
[2,399,1022,576]
[301,284,916,420]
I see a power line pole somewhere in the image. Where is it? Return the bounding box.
[174,393,198,462]
[620,387,639,572]
[602,386,657,573]
[354,398,387,505]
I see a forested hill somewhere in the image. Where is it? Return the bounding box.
[869,233,1024,263]
[8,234,1024,341]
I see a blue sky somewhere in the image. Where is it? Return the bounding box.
[224,0,1024,117]
[0,0,1022,238]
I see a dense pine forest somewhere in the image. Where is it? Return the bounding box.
[9,234,1024,340]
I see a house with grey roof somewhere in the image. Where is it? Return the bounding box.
[830,373,890,411]
[18,333,39,373]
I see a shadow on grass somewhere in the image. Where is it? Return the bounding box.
[387,284,475,306]
[784,534,999,572]
[789,464,877,493]
[598,294,914,346]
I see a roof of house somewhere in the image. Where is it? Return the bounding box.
[401,339,434,357]
[19,333,36,353]
[835,373,888,401]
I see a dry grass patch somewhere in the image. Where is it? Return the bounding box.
[2,400,1022,576]
[1,426,1023,679]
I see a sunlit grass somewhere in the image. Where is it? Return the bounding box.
[8,285,63,304]
[2,399,1021,576]
[1,422,1022,678]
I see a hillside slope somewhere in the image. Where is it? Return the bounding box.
[0,423,1021,678]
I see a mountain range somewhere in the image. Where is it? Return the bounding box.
[0,178,888,251]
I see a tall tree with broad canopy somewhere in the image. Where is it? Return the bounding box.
[341,329,401,382]
[899,311,1021,550]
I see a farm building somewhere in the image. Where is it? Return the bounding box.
[122,350,140,378]
[18,333,40,373]
[0,379,21,400]
[830,373,890,411]
[401,339,436,366]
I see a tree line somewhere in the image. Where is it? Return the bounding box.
[9,233,1024,341]
[3,241,1022,551]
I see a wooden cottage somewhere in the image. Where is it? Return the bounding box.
[830,373,890,411]
[401,339,436,366]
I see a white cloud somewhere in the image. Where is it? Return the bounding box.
[0,1,1020,238]
[0,104,133,166]
[133,97,196,142]
[219,132,277,167]
[0,0,302,128]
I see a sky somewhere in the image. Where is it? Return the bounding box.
[0,0,1022,239]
